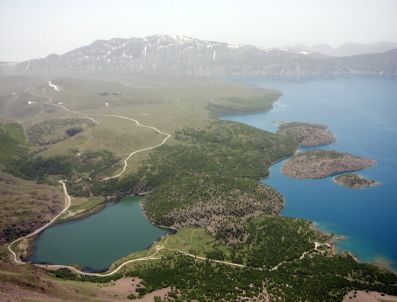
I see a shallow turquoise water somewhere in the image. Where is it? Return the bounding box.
[29,196,168,272]
[225,75,397,270]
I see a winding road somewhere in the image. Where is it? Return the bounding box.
[96,114,171,181]
[8,80,327,277]
[7,81,172,275]
[8,177,326,276]
[8,180,71,265]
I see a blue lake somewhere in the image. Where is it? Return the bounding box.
[29,196,168,272]
[225,75,397,271]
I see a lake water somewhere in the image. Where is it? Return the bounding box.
[29,196,168,272]
[225,75,397,271]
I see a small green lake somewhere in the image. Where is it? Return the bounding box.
[29,196,169,272]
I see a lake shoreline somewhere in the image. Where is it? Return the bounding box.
[27,196,169,272]
[225,74,397,272]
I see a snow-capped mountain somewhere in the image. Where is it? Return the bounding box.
[6,35,397,75]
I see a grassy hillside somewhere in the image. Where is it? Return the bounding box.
[0,172,63,247]
[207,90,281,116]
[26,118,96,146]
[0,122,28,169]
[0,74,280,176]
[1,73,396,302]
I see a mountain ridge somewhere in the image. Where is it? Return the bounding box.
[3,35,397,75]
[305,41,397,57]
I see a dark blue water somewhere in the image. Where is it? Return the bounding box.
[225,75,397,270]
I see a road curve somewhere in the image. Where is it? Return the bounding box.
[8,176,167,276]
[8,180,71,264]
[96,114,171,181]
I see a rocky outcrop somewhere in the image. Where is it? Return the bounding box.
[277,122,336,147]
[164,184,284,244]
[282,150,376,179]
[333,173,379,188]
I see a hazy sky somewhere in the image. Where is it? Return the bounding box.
[1,0,397,61]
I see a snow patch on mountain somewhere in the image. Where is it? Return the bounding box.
[48,81,60,92]
[10,34,397,76]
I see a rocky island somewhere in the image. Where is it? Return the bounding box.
[277,121,336,147]
[333,173,380,188]
[282,150,377,179]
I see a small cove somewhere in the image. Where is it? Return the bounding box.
[29,196,168,272]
